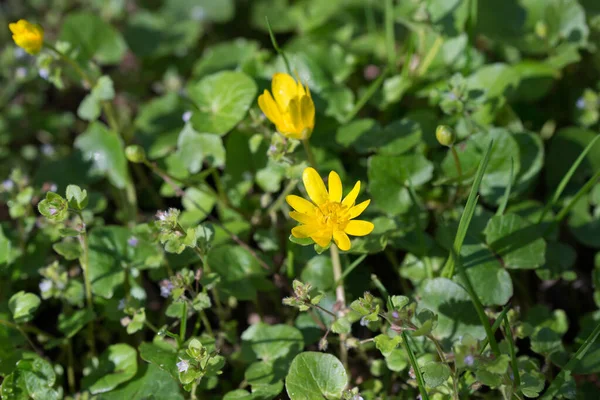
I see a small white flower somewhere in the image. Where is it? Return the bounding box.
[15,67,27,79]
[39,279,53,293]
[576,97,586,110]
[464,355,475,366]
[39,68,50,80]
[120,316,131,327]
[49,183,57,192]
[2,180,14,191]
[127,236,139,247]
[182,111,192,122]
[177,359,189,373]
[41,144,55,156]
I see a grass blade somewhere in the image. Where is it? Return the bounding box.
[503,315,521,389]
[384,0,396,71]
[479,304,511,354]
[441,139,494,278]
[401,331,430,400]
[541,321,600,399]
[537,135,600,223]
[496,157,514,216]
[265,17,292,76]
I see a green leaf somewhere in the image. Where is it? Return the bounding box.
[419,278,486,341]
[192,293,212,311]
[374,334,402,357]
[208,245,271,301]
[368,153,433,215]
[176,124,226,174]
[83,343,138,394]
[301,255,334,291]
[192,39,260,77]
[139,342,179,379]
[53,240,82,261]
[285,352,348,400]
[66,184,89,209]
[98,363,183,400]
[59,12,127,64]
[422,361,451,388]
[58,309,95,339]
[77,94,101,121]
[75,122,129,189]
[9,291,41,324]
[188,71,257,135]
[241,323,304,362]
[385,349,409,372]
[0,226,11,267]
[88,226,162,298]
[10,357,59,400]
[38,192,69,222]
[484,213,546,269]
[92,76,115,101]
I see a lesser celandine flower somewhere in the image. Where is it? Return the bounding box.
[9,19,44,55]
[258,72,315,140]
[286,167,374,251]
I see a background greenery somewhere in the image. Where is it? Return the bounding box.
[2,0,600,399]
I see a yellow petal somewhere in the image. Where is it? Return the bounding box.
[272,73,298,109]
[333,230,351,251]
[312,231,332,247]
[287,97,303,134]
[302,167,328,206]
[289,211,316,225]
[344,220,374,236]
[348,200,370,219]
[300,95,315,132]
[286,195,317,214]
[258,90,283,127]
[328,171,342,203]
[342,181,361,207]
[292,224,321,238]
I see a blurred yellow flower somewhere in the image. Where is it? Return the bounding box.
[258,72,315,140]
[9,19,44,55]
[286,167,374,251]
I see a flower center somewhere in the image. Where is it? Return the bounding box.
[318,201,349,231]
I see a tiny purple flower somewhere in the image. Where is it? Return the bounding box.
[160,279,174,298]
[48,207,57,216]
[39,279,53,293]
[464,355,475,366]
[41,144,55,156]
[127,236,139,247]
[447,92,458,101]
[177,359,189,373]
[118,299,126,310]
[576,97,586,110]
[49,183,57,192]
[2,180,14,191]
[39,68,49,80]
[182,111,192,122]
[360,316,368,326]
[392,311,399,319]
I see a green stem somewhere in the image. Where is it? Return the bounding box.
[266,179,298,217]
[503,315,521,390]
[66,341,76,393]
[77,214,96,355]
[179,302,188,347]
[417,35,443,76]
[451,146,463,182]
[401,331,429,400]
[384,0,397,71]
[457,261,500,356]
[302,139,317,168]
[554,169,600,224]
[343,68,389,123]
[199,310,214,336]
[265,17,292,76]
[330,244,348,369]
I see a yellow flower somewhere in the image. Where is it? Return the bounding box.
[9,19,44,55]
[258,72,315,140]
[286,167,374,251]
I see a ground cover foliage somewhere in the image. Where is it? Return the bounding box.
[2,0,600,399]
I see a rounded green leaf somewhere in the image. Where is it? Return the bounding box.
[241,323,304,362]
[419,278,486,341]
[188,71,257,135]
[83,343,138,394]
[9,291,41,324]
[285,352,348,400]
[59,12,127,64]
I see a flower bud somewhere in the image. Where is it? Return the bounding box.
[125,145,146,163]
[436,125,456,147]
